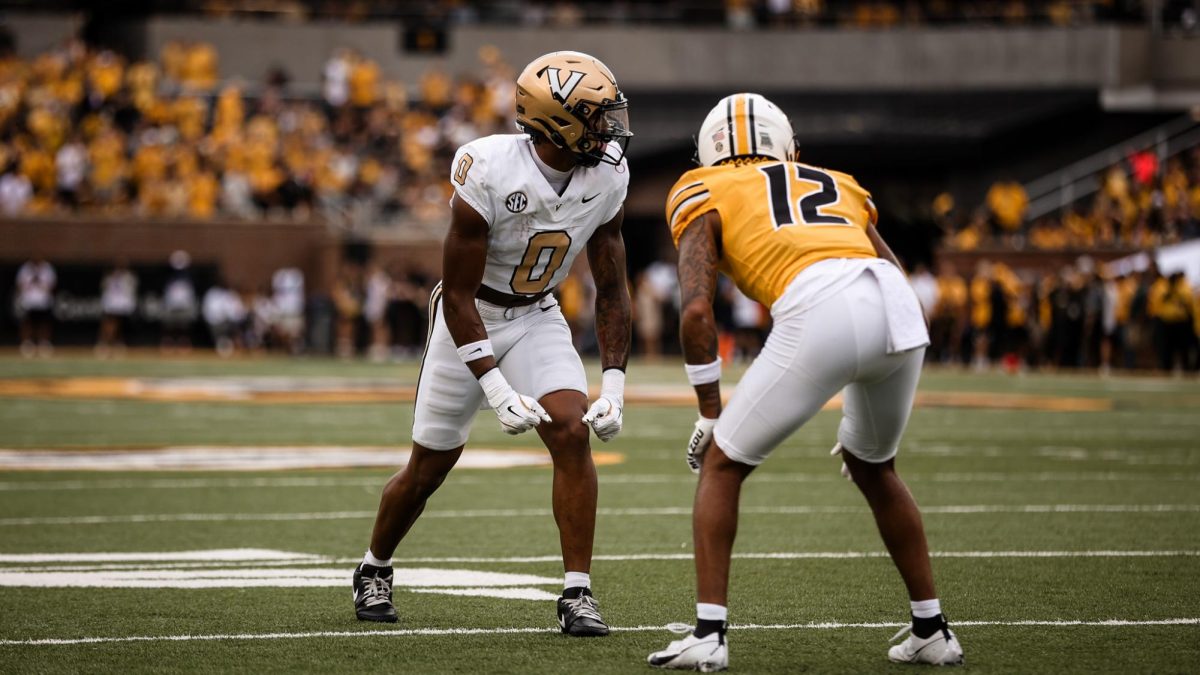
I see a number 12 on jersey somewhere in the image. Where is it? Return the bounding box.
[759,164,851,229]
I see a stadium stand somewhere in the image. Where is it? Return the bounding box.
[1,3,1198,371]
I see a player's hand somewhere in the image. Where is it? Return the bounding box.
[582,369,625,442]
[479,368,551,435]
[494,390,552,435]
[686,415,718,473]
[830,443,852,481]
[582,396,622,442]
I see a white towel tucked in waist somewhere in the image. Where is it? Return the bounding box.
[862,260,930,354]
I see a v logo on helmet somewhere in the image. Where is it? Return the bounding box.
[543,67,586,102]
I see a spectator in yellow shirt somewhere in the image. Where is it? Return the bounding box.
[986,179,1029,235]
[86,50,124,101]
[1149,272,1195,371]
[180,42,218,91]
[930,260,967,363]
[187,169,219,218]
[349,55,380,109]
[969,261,995,370]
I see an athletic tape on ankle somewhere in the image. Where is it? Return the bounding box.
[684,357,722,386]
[456,339,494,363]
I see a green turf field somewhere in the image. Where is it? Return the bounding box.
[0,354,1198,673]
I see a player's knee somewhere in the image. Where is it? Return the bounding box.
[842,451,894,484]
[545,419,590,453]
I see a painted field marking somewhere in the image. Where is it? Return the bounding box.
[0,551,561,600]
[378,550,1200,564]
[0,567,558,599]
[0,471,1196,492]
[3,504,1199,527]
[0,447,595,472]
[0,549,316,564]
[1,618,1196,647]
[2,549,1196,574]
[0,375,1117,410]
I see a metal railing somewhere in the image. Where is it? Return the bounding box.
[1024,115,1200,221]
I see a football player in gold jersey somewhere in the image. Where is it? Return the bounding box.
[648,94,963,671]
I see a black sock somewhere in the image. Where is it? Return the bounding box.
[561,586,589,600]
[693,619,727,639]
[912,613,945,639]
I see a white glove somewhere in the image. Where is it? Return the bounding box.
[686,415,718,473]
[479,369,551,435]
[830,443,852,481]
[582,369,624,442]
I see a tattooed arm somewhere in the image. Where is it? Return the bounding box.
[587,206,632,372]
[677,210,723,419]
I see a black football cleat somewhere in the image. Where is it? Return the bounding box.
[557,588,609,637]
[353,563,398,623]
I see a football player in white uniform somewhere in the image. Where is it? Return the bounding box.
[353,52,633,637]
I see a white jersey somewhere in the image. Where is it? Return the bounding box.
[450,134,628,299]
[16,261,56,311]
[101,270,138,316]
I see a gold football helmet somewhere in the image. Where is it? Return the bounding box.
[515,51,632,167]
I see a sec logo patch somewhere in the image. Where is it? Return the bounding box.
[506,191,528,213]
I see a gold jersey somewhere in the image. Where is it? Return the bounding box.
[667,160,879,307]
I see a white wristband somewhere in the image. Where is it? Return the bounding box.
[600,368,625,404]
[478,367,513,409]
[456,339,494,363]
[684,357,722,386]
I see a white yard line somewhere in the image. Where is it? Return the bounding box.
[2,618,1196,647]
[3,549,1196,573]
[0,549,317,563]
[3,504,1200,527]
[378,550,1200,564]
[4,547,1195,566]
[0,471,1196,492]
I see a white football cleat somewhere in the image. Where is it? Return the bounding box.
[888,624,964,666]
[648,624,728,672]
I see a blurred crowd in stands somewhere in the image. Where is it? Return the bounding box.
[941,147,1200,252]
[67,1,1191,29]
[914,256,1200,374]
[5,28,1199,373]
[0,34,514,227]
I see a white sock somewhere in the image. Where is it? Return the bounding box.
[363,550,391,568]
[911,598,941,619]
[564,571,590,590]
[697,603,728,622]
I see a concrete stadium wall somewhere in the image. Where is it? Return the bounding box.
[1,12,83,58]
[1156,37,1200,88]
[139,18,1156,92]
[0,218,445,293]
[6,13,1189,100]
[0,218,333,291]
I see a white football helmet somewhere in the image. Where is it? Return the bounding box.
[695,93,797,167]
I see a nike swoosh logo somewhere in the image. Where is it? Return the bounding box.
[582,194,601,203]
[468,348,482,355]
[506,405,521,417]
